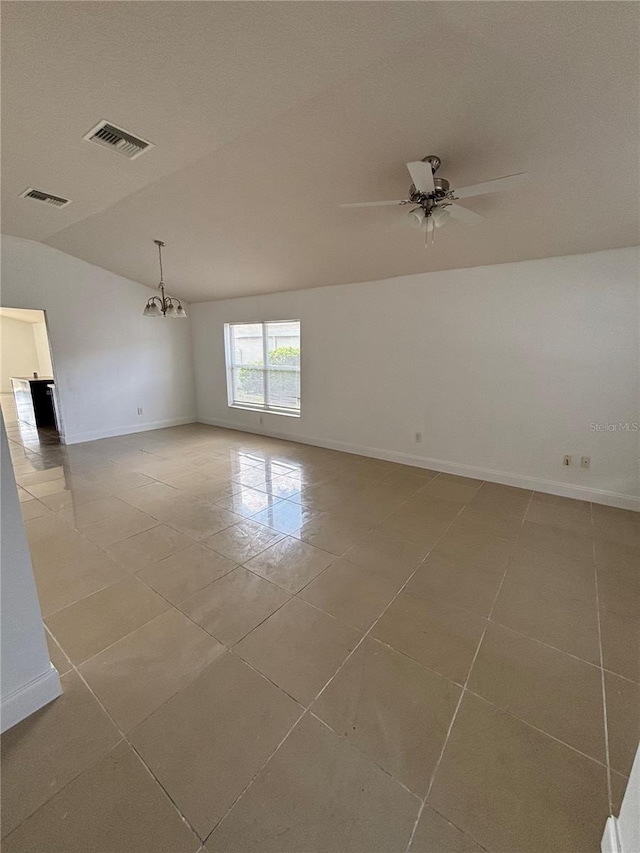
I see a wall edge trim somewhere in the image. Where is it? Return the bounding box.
[0,664,61,734]
[62,415,197,445]
[601,817,622,853]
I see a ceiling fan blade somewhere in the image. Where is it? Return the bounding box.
[339,200,406,208]
[406,161,435,194]
[448,203,482,226]
[454,172,528,200]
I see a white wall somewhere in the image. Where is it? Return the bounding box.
[0,315,40,392]
[32,320,53,377]
[0,415,61,732]
[1,235,196,443]
[192,247,640,509]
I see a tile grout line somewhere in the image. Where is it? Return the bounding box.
[212,504,621,780]
[34,511,398,845]
[74,661,204,847]
[404,490,533,853]
[15,428,630,848]
[486,614,600,665]
[358,629,616,774]
[309,705,493,853]
[5,645,203,850]
[49,551,313,689]
[592,524,615,814]
[28,441,428,568]
[27,468,465,847]
[131,519,435,708]
[38,491,274,618]
[40,479,417,674]
[202,501,469,847]
[16,447,332,847]
[463,686,613,770]
[308,710,423,795]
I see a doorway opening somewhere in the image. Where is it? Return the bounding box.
[0,307,61,452]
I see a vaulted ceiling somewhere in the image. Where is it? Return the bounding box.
[2,2,638,301]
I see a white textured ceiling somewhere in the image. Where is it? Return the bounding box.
[2,2,639,301]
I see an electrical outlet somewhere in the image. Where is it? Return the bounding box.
[137,407,143,415]
[563,455,572,466]
[581,456,591,469]
[415,432,423,443]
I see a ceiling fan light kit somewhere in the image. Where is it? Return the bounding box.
[340,154,528,246]
[143,240,188,318]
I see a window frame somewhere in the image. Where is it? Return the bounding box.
[224,319,301,418]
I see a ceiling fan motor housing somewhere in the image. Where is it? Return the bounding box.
[433,177,450,197]
[409,176,451,208]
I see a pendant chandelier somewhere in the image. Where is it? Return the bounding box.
[143,240,187,318]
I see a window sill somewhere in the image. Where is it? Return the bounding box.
[228,404,301,419]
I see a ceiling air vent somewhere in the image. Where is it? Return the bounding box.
[84,120,153,160]
[19,188,71,208]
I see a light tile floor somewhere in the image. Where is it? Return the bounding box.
[1,394,639,852]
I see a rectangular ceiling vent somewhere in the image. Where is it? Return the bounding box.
[19,188,71,208]
[84,120,153,160]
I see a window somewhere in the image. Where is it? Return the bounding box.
[225,320,301,416]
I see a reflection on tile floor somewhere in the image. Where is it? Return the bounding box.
[1,395,639,852]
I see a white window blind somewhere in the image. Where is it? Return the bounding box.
[225,320,301,416]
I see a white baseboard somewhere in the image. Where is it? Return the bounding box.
[1,665,61,734]
[198,416,640,512]
[601,817,621,853]
[62,415,197,445]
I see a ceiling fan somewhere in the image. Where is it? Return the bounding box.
[340,155,528,243]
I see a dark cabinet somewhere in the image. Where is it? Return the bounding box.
[10,377,56,428]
